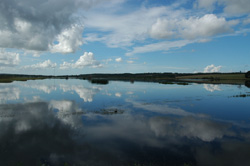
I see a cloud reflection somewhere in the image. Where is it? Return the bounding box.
[21,81,57,94]
[0,101,120,165]
[203,84,222,92]
[0,100,250,165]
[60,84,101,102]
[0,84,20,103]
[49,100,84,128]
[128,100,207,117]
[149,116,232,142]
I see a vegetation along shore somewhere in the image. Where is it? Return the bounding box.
[1,72,250,87]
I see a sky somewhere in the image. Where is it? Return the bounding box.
[0,0,250,75]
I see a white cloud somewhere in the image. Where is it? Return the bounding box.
[150,14,238,40]
[24,60,57,69]
[49,24,84,53]
[60,52,102,69]
[84,6,178,47]
[0,0,107,53]
[84,3,241,57]
[0,50,20,67]
[115,57,122,62]
[149,18,176,39]
[194,0,217,10]
[222,0,250,15]
[204,64,222,73]
[196,0,250,15]
[243,18,250,25]
[126,40,193,56]
[127,61,134,64]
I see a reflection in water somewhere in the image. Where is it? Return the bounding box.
[128,99,207,117]
[21,81,57,94]
[0,84,20,103]
[0,80,250,165]
[149,116,231,142]
[203,84,221,92]
[0,102,79,165]
[49,100,84,128]
[60,84,101,102]
[1,100,250,165]
[245,81,250,88]
[115,92,122,97]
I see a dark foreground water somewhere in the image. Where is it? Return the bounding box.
[0,79,250,166]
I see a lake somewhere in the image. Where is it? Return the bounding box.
[0,79,250,166]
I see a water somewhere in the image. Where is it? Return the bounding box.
[0,79,250,166]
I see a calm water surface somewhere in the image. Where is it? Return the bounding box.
[0,79,250,166]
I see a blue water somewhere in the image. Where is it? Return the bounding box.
[0,79,250,166]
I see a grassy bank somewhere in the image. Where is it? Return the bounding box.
[0,75,47,83]
[176,73,247,80]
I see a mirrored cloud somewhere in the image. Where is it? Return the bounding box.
[49,100,84,128]
[0,101,92,165]
[0,84,20,103]
[149,116,232,142]
[21,81,57,94]
[204,84,222,92]
[128,100,206,117]
[60,84,101,102]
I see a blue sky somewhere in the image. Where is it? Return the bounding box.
[0,0,249,75]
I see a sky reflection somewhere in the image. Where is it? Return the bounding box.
[0,79,250,165]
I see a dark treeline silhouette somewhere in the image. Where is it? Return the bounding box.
[1,72,249,84]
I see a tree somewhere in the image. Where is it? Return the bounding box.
[245,71,250,78]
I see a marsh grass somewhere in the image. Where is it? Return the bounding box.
[176,73,247,80]
[0,77,46,83]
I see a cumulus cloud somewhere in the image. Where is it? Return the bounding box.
[0,50,20,67]
[24,60,57,69]
[204,64,222,73]
[149,14,237,40]
[84,6,175,47]
[49,24,84,53]
[84,2,241,56]
[0,0,107,53]
[60,52,102,69]
[115,57,122,62]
